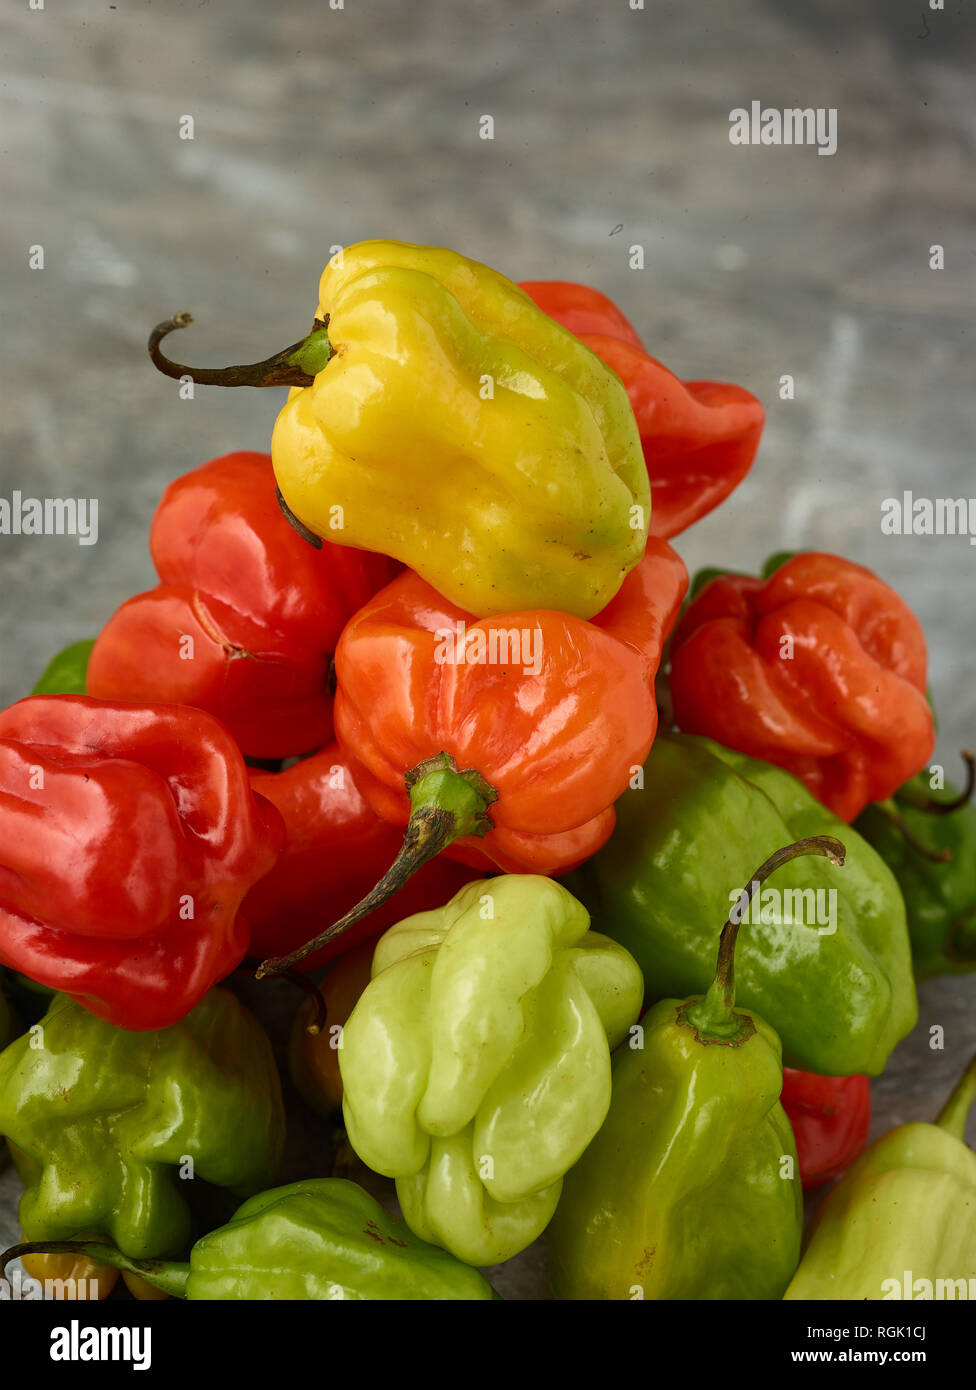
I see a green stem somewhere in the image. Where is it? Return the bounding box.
[255,752,497,978]
[681,835,846,1044]
[935,1053,976,1139]
[0,1240,189,1299]
[148,313,332,389]
[896,751,976,816]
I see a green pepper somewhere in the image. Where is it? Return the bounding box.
[0,988,285,1258]
[855,756,976,978]
[549,836,839,1300]
[1,1180,498,1300]
[784,1052,976,1300]
[567,733,917,1075]
[338,875,644,1266]
[30,638,94,695]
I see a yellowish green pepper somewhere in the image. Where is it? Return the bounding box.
[338,875,644,1266]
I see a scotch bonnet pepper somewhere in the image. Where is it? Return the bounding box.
[338,876,644,1267]
[2,1180,497,1301]
[568,734,918,1075]
[87,452,395,759]
[148,240,651,620]
[0,989,284,1259]
[0,695,283,1029]
[257,538,687,975]
[549,839,836,1300]
[855,754,976,978]
[785,1053,976,1300]
[669,552,936,821]
[780,1069,871,1190]
[522,281,765,538]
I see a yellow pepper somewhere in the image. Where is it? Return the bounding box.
[149,240,650,619]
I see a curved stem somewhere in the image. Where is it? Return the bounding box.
[237,958,327,1035]
[875,801,952,863]
[148,313,331,389]
[276,484,323,550]
[683,834,846,1042]
[936,1052,976,1139]
[896,751,976,816]
[256,752,497,978]
[0,1241,189,1299]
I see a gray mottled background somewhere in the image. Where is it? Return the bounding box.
[1,0,974,1297]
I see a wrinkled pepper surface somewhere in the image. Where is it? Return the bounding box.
[522,280,765,538]
[785,1053,976,1300]
[856,757,976,977]
[245,743,481,971]
[3,1180,497,1300]
[669,552,936,820]
[0,695,283,1029]
[780,1069,871,1189]
[87,452,395,758]
[548,838,834,1299]
[339,876,644,1266]
[0,988,284,1259]
[150,240,651,620]
[568,734,917,1075]
[258,539,686,976]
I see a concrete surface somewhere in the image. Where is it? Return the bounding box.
[1,0,974,1298]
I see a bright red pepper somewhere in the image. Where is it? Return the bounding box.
[669,553,936,821]
[87,452,396,758]
[0,696,283,1029]
[256,538,687,975]
[520,281,765,539]
[780,1069,872,1190]
[244,743,482,972]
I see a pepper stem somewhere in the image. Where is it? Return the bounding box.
[935,1052,976,1139]
[895,751,976,817]
[0,1241,189,1299]
[681,835,846,1044]
[148,313,332,389]
[872,800,952,863]
[255,752,497,978]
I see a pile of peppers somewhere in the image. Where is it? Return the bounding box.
[0,239,972,1303]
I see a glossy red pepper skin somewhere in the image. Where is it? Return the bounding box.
[333,538,688,874]
[244,744,482,971]
[0,696,283,1030]
[520,282,764,540]
[669,553,936,821]
[87,452,396,759]
[780,1069,872,1190]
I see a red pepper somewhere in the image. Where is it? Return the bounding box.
[0,695,283,1030]
[87,452,396,758]
[245,743,482,972]
[257,538,687,975]
[669,553,936,821]
[780,1069,872,1190]
[520,281,765,539]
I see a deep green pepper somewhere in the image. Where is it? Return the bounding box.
[0,988,285,1258]
[30,638,94,695]
[568,733,917,1075]
[785,1052,976,1300]
[855,756,976,978]
[2,1180,498,1300]
[549,837,839,1299]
